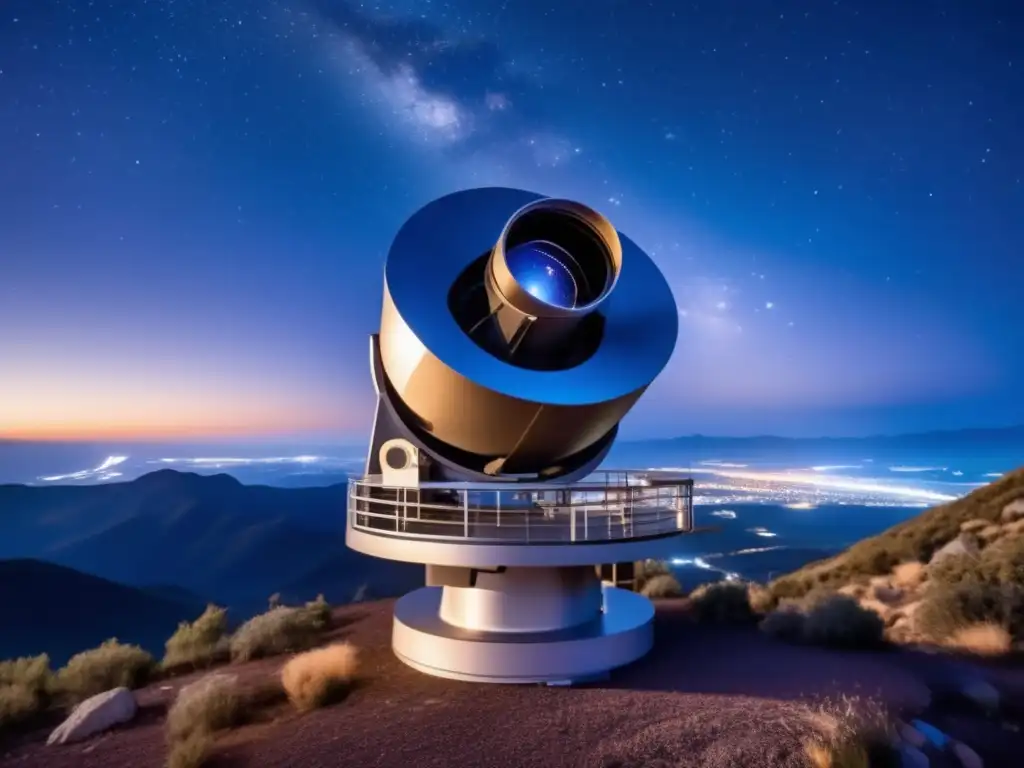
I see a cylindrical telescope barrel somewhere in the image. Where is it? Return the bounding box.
[485,199,622,362]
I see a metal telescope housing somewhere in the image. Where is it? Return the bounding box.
[347,187,693,684]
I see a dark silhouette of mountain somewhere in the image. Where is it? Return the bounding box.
[0,559,205,666]
[0,469,423,610]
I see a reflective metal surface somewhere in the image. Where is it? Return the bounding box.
[348,470,694,544]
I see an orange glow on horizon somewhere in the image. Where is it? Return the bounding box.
[1,420,362,442]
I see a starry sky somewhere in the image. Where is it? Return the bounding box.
[1,0,1022,442]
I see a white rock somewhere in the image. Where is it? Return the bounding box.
[951,741,984,768]
[47,687,137,745]
[960,678,1000,713]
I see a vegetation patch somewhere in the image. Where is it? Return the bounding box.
[0,654,55,731]
[162,605,230,672]
[56,639,155,704]
[166,674,251,768]
[689,581,756,624]
[281,643,359,712]
[230,600,332,663]
[639,573,684,598]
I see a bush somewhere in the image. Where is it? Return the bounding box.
[57,639,155,703]
[166,674,249,768]
[163,605,229,672]
[803,697,895,768]
[229,606,324,663]
[916,581,1024,641]
[640,573,684,598]
[689,581,755,624]
[801,595,886,649]
[947,623,1013,656]
[303,594,332,631]
[0,654,55,730]
[281,643,358,712]
[759,606,807,642]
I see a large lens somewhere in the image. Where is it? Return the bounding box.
[504,240,579,309]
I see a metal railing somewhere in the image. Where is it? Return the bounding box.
[347,470,694,544]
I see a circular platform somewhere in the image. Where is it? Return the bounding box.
[392,584,655,684]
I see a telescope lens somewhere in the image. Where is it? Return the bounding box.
[504,240,580,309]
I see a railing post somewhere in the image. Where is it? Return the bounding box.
[463,489,469,538]
[496,490,501,528]
[571,505,576,542]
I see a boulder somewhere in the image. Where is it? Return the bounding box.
[960,519,990,534]
[1001,498,1024,522]
[47,687,137,745]
[928,535,979,566]
[951,741,984,768]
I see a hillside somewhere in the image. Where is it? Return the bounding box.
[770,466,1024,598]
[0,470,422,610]
[0,559,204,665]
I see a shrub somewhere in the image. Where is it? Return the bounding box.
[640,573,684,598]
[801,595,885,649]
[947,623,1013,656]
[166,674,248,768]
[746,582,776,614]
[163,605,229,672]
[689,581,755,624]
[759,606,807,642]
[57,639,155,703]
[890,561,926,590]
[0,654,55,730]
[304,594,332,631]
[281,643,358,712]
[229,606,324,663]
[802,697,895,768]
[167,729,213,768]
[916,581,1024,641]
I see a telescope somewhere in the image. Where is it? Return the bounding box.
[346,187,693,684]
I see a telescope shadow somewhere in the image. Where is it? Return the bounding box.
[602,601,934,714]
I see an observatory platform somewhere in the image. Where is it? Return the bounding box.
[346,186,692,684]
[348,470,693,683]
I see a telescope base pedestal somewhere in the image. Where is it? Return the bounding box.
[391,582,654,684]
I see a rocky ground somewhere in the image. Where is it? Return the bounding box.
[2,599,1021,768]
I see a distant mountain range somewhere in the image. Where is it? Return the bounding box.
[0,469,423,626]
[623,425,1024,448]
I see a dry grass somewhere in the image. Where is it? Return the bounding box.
[162,605,230,672]
[57,638,155,704]
[281,643,359,712]
[770,467,1024,600]
[801,697,895,768]
[946,622,1013,656]
[891,561,926,590]
[229,603,330,663]
[639,573,684,598]
[165,674,249,768]
[0,654,54,731]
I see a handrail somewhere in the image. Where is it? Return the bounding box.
[347,472,694,545]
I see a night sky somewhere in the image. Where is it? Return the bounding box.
[1,0,1021,442]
